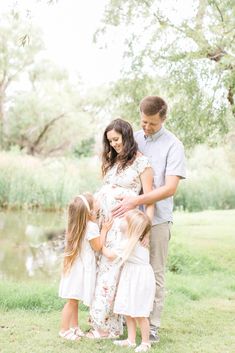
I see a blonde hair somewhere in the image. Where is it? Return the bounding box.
[63,192,94,274]
[120,209,151,264]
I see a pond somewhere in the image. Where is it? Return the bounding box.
[0,210,66,281]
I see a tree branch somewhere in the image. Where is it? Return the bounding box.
[152,11,186,35]
[212,0,224,23]
[43,141,70,156]
[33,113,67,147]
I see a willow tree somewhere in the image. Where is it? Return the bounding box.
[0,10,43,147]
[0,9,95,156]
[6,58,95,156]
[95,0,235,148]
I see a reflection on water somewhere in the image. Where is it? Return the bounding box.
[0,210,66,280]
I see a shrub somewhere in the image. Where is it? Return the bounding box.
[167,243,222,274]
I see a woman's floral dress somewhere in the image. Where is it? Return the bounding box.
[89,155,151,336]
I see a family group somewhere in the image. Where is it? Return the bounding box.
[58,95,186,352]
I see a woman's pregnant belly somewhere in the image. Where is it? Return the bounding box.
[96,184,137,217]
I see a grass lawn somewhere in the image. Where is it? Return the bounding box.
[0,210,235,353]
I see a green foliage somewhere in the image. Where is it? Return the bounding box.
[0,11,43,76]
[175,174,235,211]
[0,152,101,210]
[0,9,96,156]
[174,145,235,211]
[167,242,222,275]
[163,61,230,149]
[95,0,235,148]
[108,75,157,124]
[94,62,231,149]
[73,137,95,158]
[0,10,43,146]
[6,60,96,156]
[1,144,235,211]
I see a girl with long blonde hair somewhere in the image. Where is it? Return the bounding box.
[59,193,112,341]
[102,209,155,352]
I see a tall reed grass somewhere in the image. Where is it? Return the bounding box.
[175,145,235,211]
[0,152,101,210]
[0,145,234,211]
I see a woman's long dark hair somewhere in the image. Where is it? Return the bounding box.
[102,118,138,176]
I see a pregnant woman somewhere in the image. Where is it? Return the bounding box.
[87,118,154,339]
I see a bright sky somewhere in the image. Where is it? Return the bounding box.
[0,0,125,87]
[1,0,196,88]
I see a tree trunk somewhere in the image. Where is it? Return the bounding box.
[227,86,235,117]
[0,92,6,148]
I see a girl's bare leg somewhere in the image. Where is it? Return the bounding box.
[136,317,150,344]
[125,315,136,344]
[70,300,79,328]
[60,299,78,331]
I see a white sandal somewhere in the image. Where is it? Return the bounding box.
[113,339,136,347]
[135,342,151,352]
[59,329,81,341]
[71,326,85,337]
[86,329,103,339]
[86,329,119,340]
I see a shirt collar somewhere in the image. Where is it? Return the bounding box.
[144,127,165,141]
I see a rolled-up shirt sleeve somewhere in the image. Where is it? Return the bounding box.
[166,141,186,179]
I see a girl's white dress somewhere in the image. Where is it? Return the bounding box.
[59,221,99,307]
[114,241,156,317]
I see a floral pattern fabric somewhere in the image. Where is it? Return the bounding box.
[89,155,151,335]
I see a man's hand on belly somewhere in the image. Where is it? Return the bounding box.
[111,196,137,218]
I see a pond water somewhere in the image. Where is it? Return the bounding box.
[0,210,66,281]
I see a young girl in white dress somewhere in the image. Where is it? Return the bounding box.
[59,193,112,340]
[102,209,155,352]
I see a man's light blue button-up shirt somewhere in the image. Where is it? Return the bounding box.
[134,127,186,225]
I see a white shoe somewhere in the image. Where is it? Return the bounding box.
[135,342,151,352]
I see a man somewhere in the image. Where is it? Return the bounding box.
[112,95,186,343]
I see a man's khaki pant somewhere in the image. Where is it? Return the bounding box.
[150,222,171,328]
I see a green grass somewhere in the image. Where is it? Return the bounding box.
[0,210,235,353]
[0,280,88,313]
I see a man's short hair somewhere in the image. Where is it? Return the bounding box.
[140,96,167,118]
